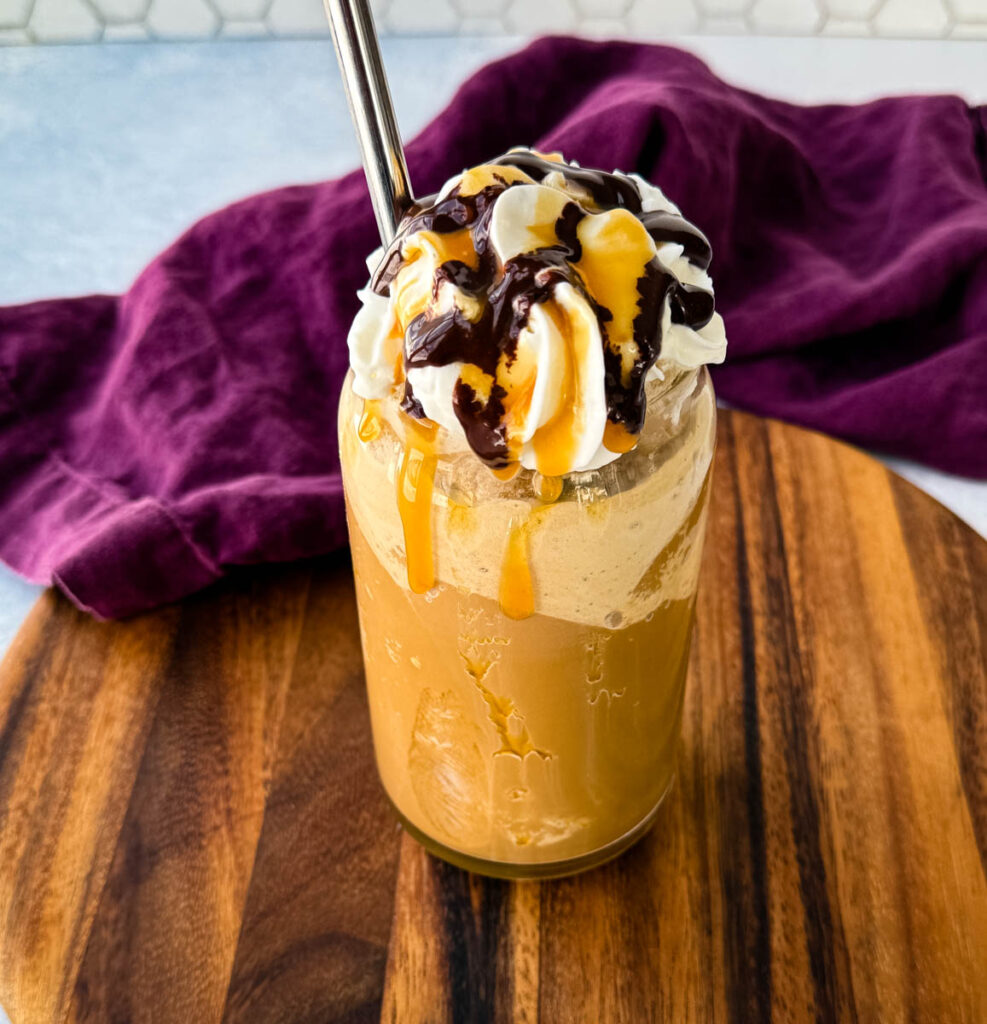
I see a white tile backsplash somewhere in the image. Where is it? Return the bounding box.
[90,0,149,20]
[29,0,102,41]
[821,15,873,32]
[218,17,270,35]
[750,0,823,32]
[0,0,32,29]
[873,0,950,34]
[952,0,987,16]
[827,0,879,15]
[504,0,581,33]
[146,0,220,38]
[387,0,459,33]
[213,0,270,16]
[265,0,329,34]
[626,0,701,32]
[0,0,985,45]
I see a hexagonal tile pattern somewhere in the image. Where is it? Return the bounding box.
[90,0,149,21]
[4,0,984,48]
[146,0,218,37]
[265,0,328,33]
[574,0,629,16]
[506,0,579,33]
[750,0,822,32]
[30,0,102,40]
[219,17,269,34]
[458,14,507,31]
[454,0,504,12]
[826,0,879,15]
[701,0,751,13]
[873,0,950,34]
[627,0,700,33]
[103,21,150,38]
[703,12,750,30]
[387,0,457,32]
[579,16,630,35]
[821,15,872,32]
[211,0,269,17]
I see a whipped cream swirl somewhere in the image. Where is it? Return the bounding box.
[347,149,726,475]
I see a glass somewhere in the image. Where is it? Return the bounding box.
[338,365,716,878]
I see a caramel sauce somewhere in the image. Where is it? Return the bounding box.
[393,229,481,335]
[533,473,563,503]
[529,300,587,477]
[357,399,382,443]
[491,462,520,482]
[499,517,535,620]
[458,362,496,405]
[417,228,479,269]
[575,209,656,387]
[370,149,715,476]
[396,416,439,594]
[603,420,640,455]
[458,163,534,196]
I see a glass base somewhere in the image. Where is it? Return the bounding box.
[387,777,674,880]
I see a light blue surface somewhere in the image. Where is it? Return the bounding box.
[0,35,522,679]
[0,37,521,304]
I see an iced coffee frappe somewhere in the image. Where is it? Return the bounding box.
[340,149,726,877]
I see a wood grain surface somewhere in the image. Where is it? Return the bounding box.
[0,410,984,1024]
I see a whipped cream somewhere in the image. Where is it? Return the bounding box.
[347,149,726,474]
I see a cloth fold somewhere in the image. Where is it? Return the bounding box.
[1,37,985,618]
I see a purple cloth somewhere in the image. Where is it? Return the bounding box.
[1,38,985,619]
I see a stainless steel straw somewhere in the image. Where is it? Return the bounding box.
[323,0,414,245]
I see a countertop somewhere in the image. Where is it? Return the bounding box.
[1,32,985,661]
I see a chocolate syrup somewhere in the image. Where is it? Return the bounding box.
[491,151,713,270]
[376,150,716,465]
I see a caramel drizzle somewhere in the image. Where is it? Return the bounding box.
[602,420,640,455]
[357,399,382,442]
[499,517,535,620]
[497,480,562,621]
[395,417,438,594]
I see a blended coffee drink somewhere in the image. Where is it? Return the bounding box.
[340,149,726,878]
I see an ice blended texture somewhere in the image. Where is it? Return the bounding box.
[340,150,725,874]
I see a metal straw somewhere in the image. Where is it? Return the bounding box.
[323,0,414,245]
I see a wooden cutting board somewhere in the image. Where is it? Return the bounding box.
[0,409,984,1024]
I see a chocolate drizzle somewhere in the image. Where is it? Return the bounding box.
[373,149,717,467]
[453,379,509,464]
[490,151,713,271]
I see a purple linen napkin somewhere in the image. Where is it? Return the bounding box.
[1,37,985,618]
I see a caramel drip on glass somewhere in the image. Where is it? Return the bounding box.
[499,517,535,620]
[357,399,382,443]
[396,417,439,594]
[575,209,656,387]
[491,462,520,482]
[602,420,639,454]
[533,473,563,503]
[529,300,588,477]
